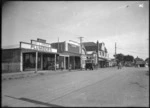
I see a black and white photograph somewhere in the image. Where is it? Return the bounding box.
[2,1,149,107]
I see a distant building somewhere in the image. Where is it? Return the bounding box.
[82,42,97,67]
[83,41,109,68]
[108,58,117,67]
[97,41,109,68]
[134,56,145,67]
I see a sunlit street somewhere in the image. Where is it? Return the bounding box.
[2,67,149,107]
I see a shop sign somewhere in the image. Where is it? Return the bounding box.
[31,44,52,52]
[20,42,57,53]
[37,38,46,43]
[32,40,51,47]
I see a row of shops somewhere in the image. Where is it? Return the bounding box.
[2,38,86,72]
[2,38,109,73]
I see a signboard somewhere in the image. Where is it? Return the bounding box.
[31,40,51,47]
[37,38,46,43]
[20,42,57,53]
[31,44,52,52]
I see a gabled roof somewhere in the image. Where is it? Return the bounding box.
[98,43,107,53]
[83,42,96,46]
[83,42,97,51]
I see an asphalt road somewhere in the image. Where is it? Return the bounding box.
[2,67,149,107]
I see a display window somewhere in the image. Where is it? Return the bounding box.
[43,54,55,70]
[23,52,41,71]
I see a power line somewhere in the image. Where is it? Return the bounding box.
[117,47,148,54]
[117,46,148,51]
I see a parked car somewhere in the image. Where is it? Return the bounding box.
[85,59,94,70]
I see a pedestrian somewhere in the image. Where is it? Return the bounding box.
[69,64,72,71]
[118,62,121,69]
[61,62,64,71]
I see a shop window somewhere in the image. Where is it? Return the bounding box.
[23,53,35,69]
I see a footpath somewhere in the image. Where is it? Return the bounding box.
[2,69,82,81]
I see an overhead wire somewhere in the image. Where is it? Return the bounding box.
[117,47,148,54]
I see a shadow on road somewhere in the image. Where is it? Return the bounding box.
[4,95,64,107]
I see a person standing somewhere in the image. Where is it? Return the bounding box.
[61,62,64,71]
[118,62,122,69]
[69,64,72,71]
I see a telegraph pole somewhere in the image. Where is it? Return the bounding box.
[78,37,84,69]
[58,37,59,53]
[115,42,117,56]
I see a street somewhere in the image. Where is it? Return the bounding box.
[2,67,149,107]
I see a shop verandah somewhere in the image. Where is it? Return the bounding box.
[2,39,83,73]
[57,53,81,70]
[22,51,59,71]
[22,50,81,72]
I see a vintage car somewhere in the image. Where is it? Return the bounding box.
[85,59,94,70]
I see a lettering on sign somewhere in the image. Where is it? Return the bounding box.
[32,41,51,47]
[31,44,52,52]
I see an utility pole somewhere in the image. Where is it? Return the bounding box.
[78,37,84,54]
[78,37,84,69]
[115,42,117,56]
[58,37,59,53]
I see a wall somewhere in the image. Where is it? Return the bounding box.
[51,42,65,53]
[2,49,21,72]
[67,43,80,53]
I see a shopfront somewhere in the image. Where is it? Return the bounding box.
[58,54,69,70]
[20,39,58,72]
[51,40,85,70]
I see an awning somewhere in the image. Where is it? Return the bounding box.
[98,57,109,61]
[98,58,105,61]
[21,48,58,54]
[59,53,69,57]
[59,52,81,57]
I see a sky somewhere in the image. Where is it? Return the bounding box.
[2,1,149,60]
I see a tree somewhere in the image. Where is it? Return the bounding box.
[124,55,134,62]
[114,53,124,63]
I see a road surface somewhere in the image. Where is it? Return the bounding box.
[2,67,149,107]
